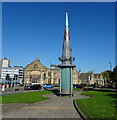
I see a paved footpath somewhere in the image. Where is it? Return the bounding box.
[2,91,90,118]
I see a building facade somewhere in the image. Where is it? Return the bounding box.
[24,59,104,86]
[1,66,24,84]
[0,58,10,78]
[78,72,104,86]
[24,59,80,86]
[0,58,10,68]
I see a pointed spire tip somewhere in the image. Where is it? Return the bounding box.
[66,11,68,26]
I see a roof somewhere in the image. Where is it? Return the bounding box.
[94,74,102,78]
[50,64,60,70]
[78,73,90,80]
[25,59,47,70]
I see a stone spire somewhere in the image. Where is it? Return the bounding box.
[58,11,76,96]
[59,11,74,65]
[66,11,69,26]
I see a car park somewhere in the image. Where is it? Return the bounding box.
[97,85,103,88]
[25,84,41,90]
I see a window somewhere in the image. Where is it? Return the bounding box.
[53,79,56,84]
[30,75,32,82]
[34,64,38,69]
[43,73,46,80]
[48,72,51,76]
[54,72,57,77]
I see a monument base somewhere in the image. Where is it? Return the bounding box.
[58,92,73,97]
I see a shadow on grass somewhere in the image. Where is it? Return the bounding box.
[45,88,73,97]
[84,88,93,91]
[89,88,117,92]
[106,93,117,107]
[50,89,60,96]
[107,93,117,98]
[93,89,116,92]
[44,88,60,96]
[112,100,117,107]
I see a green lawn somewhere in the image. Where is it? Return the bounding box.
[76,91,117,119]
[2,90,52,103]
[73,88,82,91]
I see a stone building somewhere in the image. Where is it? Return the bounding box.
[24,59,104,86]
[93,74,104,85]
[24,59,80,86]
[73,68,81,85]
[78,72,104,86]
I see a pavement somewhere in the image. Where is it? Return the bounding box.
[2,90,90,119]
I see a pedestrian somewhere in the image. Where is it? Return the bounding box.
[2,84,5,92]
[24,84,26,90]
[82,84,84,92]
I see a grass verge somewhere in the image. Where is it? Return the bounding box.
[73,88,82,91]
[2,90,52,103]
[76,91,117,119]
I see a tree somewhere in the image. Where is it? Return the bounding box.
[113,66,117,71]
[102,70,113,85]
[112,66,117,88]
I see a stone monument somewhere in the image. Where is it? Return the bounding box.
[58,11,76,96]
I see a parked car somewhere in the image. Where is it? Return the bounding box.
[42,84,54,88]
[97,85,103,88]
[25,84,41,90]
[104,85,113,88]
[1,84,7,88]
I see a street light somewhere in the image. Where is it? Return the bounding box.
[14,74,18,90]
[109,62,112,71]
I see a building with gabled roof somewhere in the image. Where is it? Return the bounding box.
[78,72,104,85]
[24,59,104,86]
[24,59,80,86]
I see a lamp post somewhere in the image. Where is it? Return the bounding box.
[13,75,15,90]
[104,77,107,85]
[14,74,18,91]
[109,62,112,71]
[14,79,16,91]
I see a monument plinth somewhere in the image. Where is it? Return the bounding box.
[58,11,76,96]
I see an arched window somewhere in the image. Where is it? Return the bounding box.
[34,64,38,69]
[43,73,46,80]
[30,75,32,82]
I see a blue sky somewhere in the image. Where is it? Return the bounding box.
[2,2,115,73]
